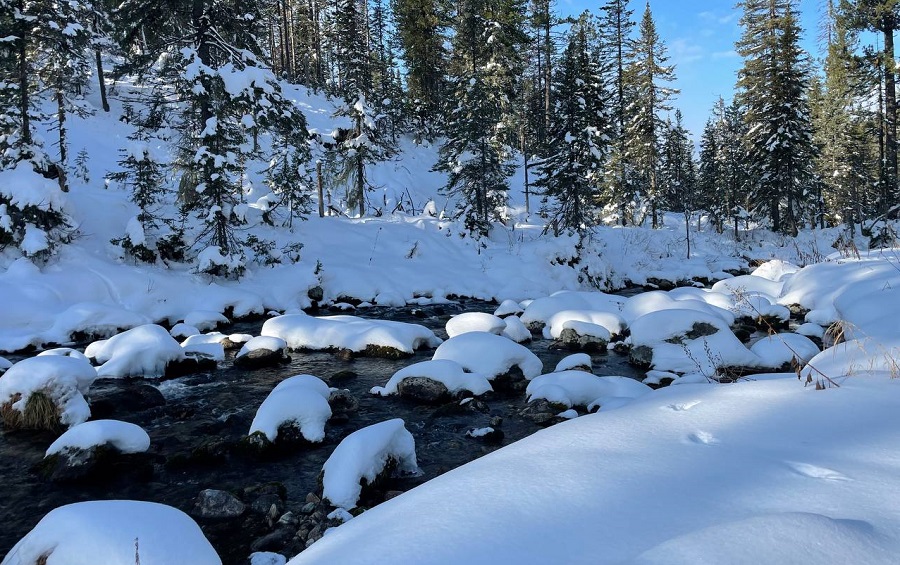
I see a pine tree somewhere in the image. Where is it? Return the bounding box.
[736,0,814,234]
[534,14,607,235]
[660,111,696,256]
[624,2,677,228]
[435,0,528,235]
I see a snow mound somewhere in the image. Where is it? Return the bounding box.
[712,274,786,301]
[731,293,790,322]
[751,259,801,281]
[629,309,761,376]
[37,348,90,362]
[543,310,625,340]
[520,291,625,329]
[445,312,506,338]
[0,356,96,427]
[46,420,150,457]
[250,377,332,443]
[750,333,820,368]
[526,372,651,409]
[43,302,151,344]
[86,324,185,378]
[1,500,220,565]
[262,313,441,355]
[633,512,894,565]
[322,419,419,510]
[623,290,735,326]
[433,332,543,379]
[170,323,200,339]
[183,310,230,331]
[237,336,288,357]
[796,323,825,339]
[0,356,11,373]
[555,353,592,372]
[501,316,532,343]
[493,299,524,317]
[372,360,493,397]
[800,337,900,382]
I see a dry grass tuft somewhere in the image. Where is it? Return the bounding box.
[0,391,60,431]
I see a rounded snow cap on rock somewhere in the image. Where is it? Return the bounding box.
[2,500,221,565]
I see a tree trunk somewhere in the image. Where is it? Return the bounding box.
[16,0,31,148]
[884,21,898,207]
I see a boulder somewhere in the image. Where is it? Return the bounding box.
[193,489,246,519]
[396,377,451,405]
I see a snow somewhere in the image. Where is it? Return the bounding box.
[372,359,493,397]
[237,335,288,357]
[554,353,592,372]
[43,302,151,345]
[0,162,67,210]
[751,259,800,281]
[520,291,625,329]
[37,348,90,362]
[0,356,96,427]
[321,419,419,510]
[86,324,185,378]
[493,299,524,317]
[249,378,332,443]
[750,333,820,368]
[183,310,230,331]
[287,376,900,565]
[500,316,531,343]
[251,553,287,565]
[542,309,624,339]
[526,371,652,409]
[2,500,220,565]
[45,419,150,456]
[622,290,735,326]
[262,313,441,354]
[445,312,506,338]
[432,332,543,379]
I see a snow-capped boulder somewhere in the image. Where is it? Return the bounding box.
[46,420,150,457]
[0,356,10,374]
[521,291,625,331]
[262,313,441,358]
[751,259,801,281]
[1,500,220,565]
[432,332,543,390]
[628,309,762,378]
[501,316,532,343]
[750,333,820,370]
[249,377,332,446]
[556,321,611,352]
[543,310,625,341]
[445,312,506,338]
[796,323,825,339]
[37,348,90,362]
[86,324,187,379]
[526,372,651,410]
[322,419,419,510]
[170,323,201,339]
[372,359,493,403]
[494,299,524,318]
[555,353,592,373]
[0,356,96,430]
[234,336,290,369]
[622,291,736,326]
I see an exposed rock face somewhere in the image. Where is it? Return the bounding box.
[193,489,247,519]
[557,327,608,352]
[36,446,153,483]
[396,377,451,405]
[233,348,290,369]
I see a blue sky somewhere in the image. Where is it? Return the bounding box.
[558,0,823,140]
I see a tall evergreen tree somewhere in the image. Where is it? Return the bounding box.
[534,14,607,235]
[736,0,814,234]
[434,0,528,235]
[624,1,677,228]
[660,111,696,256]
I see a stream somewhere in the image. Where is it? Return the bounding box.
[0,300,646,563]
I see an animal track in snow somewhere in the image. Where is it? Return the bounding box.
[665,400,701,412]
[687,431,719,445]
[787,462,851,481]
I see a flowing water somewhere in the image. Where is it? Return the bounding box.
[0,300,645,563]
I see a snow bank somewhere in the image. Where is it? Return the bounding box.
[86,324,185,378]
[322,419,418,510]
[2,500,220,565]
[526,371,651,409]
[46,420,150,457]
[520,291,625,329]
[372,360,493,397]
[622,290,735,326]
[250,377,332,443]
[0,356,96,427]
[262,313,441,355]
[287,377,900,565]
[43,302,151,344]
[432,332,542,379]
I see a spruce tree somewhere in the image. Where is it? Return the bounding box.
[624,1,677,229]
[534,14,607,235]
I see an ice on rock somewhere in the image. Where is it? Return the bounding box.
[262,313,441,355]
[1,500,221,565]
[46,419,150,457]
[527,371,651,409]
[372,359,493,397]
[433,332,543,379]
[86,324,186,378]
[322,419,419,510]
[0,356,96,428]
[445,312,506,338]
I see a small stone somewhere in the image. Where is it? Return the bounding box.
[300,502,317,514]
[250,528,293,553]
[489,416,503,427]
[250,494,284,516]
[192,489,246,519]
[305,492,321,504]
[277,512,297,527]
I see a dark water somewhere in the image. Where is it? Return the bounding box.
[0,301,643,563]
